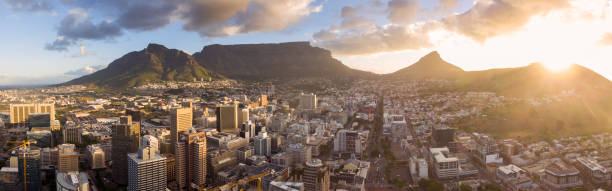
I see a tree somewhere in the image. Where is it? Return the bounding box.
[460,184,473,191]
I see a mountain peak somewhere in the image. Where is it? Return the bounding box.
[145,43,168,52]
[387,51,463,80]
[423,51,440,59]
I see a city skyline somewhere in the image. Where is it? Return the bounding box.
[3,0,612,86]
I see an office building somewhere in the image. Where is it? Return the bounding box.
[575,157,610,185]
[216,104,239,135]
[238,108,249,126]
[0,167,19,191]
[542,160,582,190]
[432,126,455,148]
[40,147,58,169]
[473,133,503,166]
[127,138,167,191]
[112,116,141,185]
[62,121,82,144]
[299,93,317,110]
[18,148,41,191]
[333,130,360,155]
[287,143,311,166]
[50,120,61,146]
[428,147,459,179]
[175,128,207,190]
[496,164,533,191]
[141,135,159,154]
[87,144,105,169]
[9,103,55,124]
[303,159,329,191]
[58,144,79,173]
[240,121,255,140]
[56,171,89,191]
[125,108,142,122]
[206,132,248,150]
[171,107,192,154]
[207,149,238,183]
[254,127,272,157]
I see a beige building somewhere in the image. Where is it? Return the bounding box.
[171,107,193,154]
[127,138,167,191]
[57,144,79,173]
[87,144,105,169]
[175,128,207,190]
[299,93,317,110]
[303,158,329,191]
[9,103,55,124]
[216,104,238,134]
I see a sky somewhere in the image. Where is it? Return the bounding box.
[1,0,612,85]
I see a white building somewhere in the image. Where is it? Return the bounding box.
[56,171,89,191]
[127,139,167,191]
[254,127,272,157]
[428,147,458,179]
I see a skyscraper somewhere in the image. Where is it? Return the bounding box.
[17,148,41,191]
[175,128,207,190]
[57,144,78,173]
[87,144,105,169]
[127,137,167,191]
[303,158,330,191]
[112,116,141,185]
[62,121,82,144]
[238,108,249,126]
[254,127,271,157]
[171,107,192,154]
[216,103,239,135]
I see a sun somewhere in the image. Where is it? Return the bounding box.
[541,62,572,72]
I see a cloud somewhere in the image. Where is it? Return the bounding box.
[64,65,106,76]
[442,0,570,42]
[117,0,178,31]
[339,6,374,29]
[314,0,572,56]
[3,0,53,12]
[41,0,321,50]
[314,24,434,55]
[599,33,612,45]
[387,0,420,24]
[46,9,122,51]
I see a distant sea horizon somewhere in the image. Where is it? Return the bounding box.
[0,84,49,90]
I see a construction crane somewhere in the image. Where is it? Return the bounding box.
[203,169,273,191]
[7,140,36,191]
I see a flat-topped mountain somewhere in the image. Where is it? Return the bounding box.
[63,44,223,88]
[193,42,374,80]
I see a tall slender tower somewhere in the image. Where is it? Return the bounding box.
[171,107,193,154]
[112,115,141,185]
[175,128,206,190]
[254,127,271,157]
[18,148,41,191]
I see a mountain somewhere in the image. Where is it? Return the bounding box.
[385,51,464,80]
[385,51,612,97]
[63,44,223,88]
[193,42,374,80]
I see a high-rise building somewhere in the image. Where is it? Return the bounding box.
[299,93,317,110]
[259,94,268,107]
[127,138,167,191]
[50,120,61,147]
[216,104,239,135]
[40,147,58,169]
[254,127,271,157]
[87,144,105,169]
[432,126,455,149]
[175,128,207,190]
[303,158,329,191]
[9,103,55,124]
[428,147,458,179]
[333,130,360,155]
[141,135,159,154]
[56,171,89,191]
[240,121,255,141]
[287,144,311,166]
[62,121,82,144]
[125,108,142,122]
[171,107,192,154]
[57,144,79,173]
[17,148,41,191]
[238,108,249,126]
[112,116,141,185]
